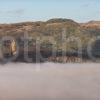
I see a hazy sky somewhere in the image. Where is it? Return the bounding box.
[0,0,100,23]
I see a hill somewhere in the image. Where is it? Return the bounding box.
[0,18,100,62]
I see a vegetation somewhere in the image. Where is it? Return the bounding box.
[0,18,100,62]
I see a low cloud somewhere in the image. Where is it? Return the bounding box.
[82,3,89,8]
[0,9,25,17]
[14,9,25,16]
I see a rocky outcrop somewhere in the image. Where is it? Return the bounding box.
[48,56,82,63]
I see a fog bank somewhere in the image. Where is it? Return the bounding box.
[0,63,100,100]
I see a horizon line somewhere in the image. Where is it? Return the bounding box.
[0,18,100,24]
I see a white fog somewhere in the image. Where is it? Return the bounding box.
[0,63,100,100]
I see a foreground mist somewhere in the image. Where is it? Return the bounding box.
[0,63,100,100]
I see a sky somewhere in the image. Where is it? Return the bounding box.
[0,0,100,23]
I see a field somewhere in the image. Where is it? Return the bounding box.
[0,63,100,100]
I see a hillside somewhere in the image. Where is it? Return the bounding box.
[0,18,100,62]
[81,21,100,28]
